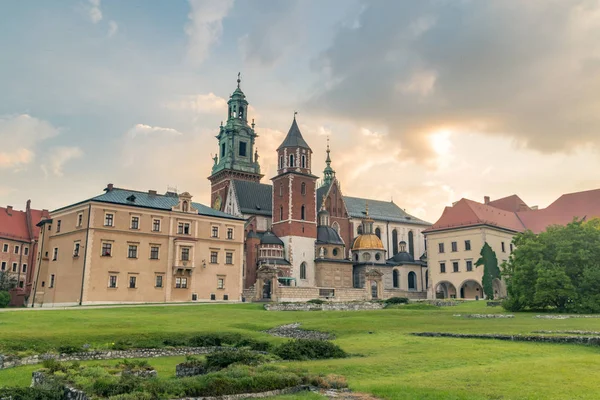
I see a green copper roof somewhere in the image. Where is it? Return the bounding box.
[277,118,311,150]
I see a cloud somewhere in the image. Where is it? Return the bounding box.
[88,0,102,24]
[0,114,60,169]
[41,146,84,177]
[126,124,183,139]
[185,0,234,66]
[164,93,228,114]
[309,1,600,159]
[107,20,118,37]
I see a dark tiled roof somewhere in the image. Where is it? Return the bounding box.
[54,188,242,220]
[316,183,331,210]
[232,180,272,216]
[316,226,344,245]
[343,196,430,225]
[260,231,283,246]
[277,119,310,150]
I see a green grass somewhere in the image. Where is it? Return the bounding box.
[2,302,600,399]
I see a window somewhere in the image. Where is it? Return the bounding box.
[408,271,417,290]
[210,251,218,264]
[178,222,190,235]
[153,219,161,232]
[128,245,138,259]
[155,275,163,288]
[41,281,45,287]
[375,227,381,239]
[438,243,445,253]
[19,280,24,288]
[182,201,188,212]
[217,277,225,289]
[510,243,513,252]
[73,242,80,257]
[289,154,295,167]
[130,216,139,229]
[12,262,17,272]
[465,240,471,251]
[101,242,112,257]
[56,220,61,233]
[212,226,219,238]
[24,247,29,256]
[221,143,226,157]
[14,245,20,254]
[333,248,339,256]
[49,274,55,288]
[150,246,159,260]
[453,262,459,272]
[52,247,58,261]
[104,213,114,227]
[181,247,190,261]
[77,213,83,227]
[129,276,137,289]
[279,155,283,169]
[451,242,457,252]
[225,252,233,264]
[279,183,283,197]
[301,155,306,168]
[239,141,247,157]
[1,261,5,271]
[501,242,506,252]
[279,206,283,220]
[300,262,307,280]
[176,277,188,288]
[392,229,398,254]
[301,182,306,195]
[301,205,305,220]
[466,260,473,272]
[227,228,233,239]
[109,275,117,288]
[2,244,7,252]
[393,270,399,288]
[440,263,446,273]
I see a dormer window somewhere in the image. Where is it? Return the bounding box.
[182,201,188,212]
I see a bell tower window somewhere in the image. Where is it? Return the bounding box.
[239,106,244,119]
[301,155,306,168]
[221,143,226,158]
[289,154,295,167]
[279,155,284,169]
[239,142,247,157]
[301,205,305,220]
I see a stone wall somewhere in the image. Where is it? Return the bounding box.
[265,302,385,311]
[0,346,256,370]
[31,371,88,400]
[175,363,206,378]
[412,332,600,345]
[383,289,427,300]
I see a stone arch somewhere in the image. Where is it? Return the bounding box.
[408,271,417,290]
[392,229,398,255]
[458,279,484,300]
[434,281,457,299]
[392,269,400,288]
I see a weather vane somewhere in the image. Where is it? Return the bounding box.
[294,110,298,120]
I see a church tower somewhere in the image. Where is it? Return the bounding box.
[208,74,263,211]
[321,138,336,188]
[271,115,318,286]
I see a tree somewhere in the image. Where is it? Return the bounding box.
[0,271,17,291]
[475,242,500,299]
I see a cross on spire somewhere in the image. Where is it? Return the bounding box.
[294,110,298,120]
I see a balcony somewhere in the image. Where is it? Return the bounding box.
[173,260,195,276]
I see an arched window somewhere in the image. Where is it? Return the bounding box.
[301,205,305,220]
[301,182,306,195]
[357,225,363,235]
[375,227,381,239]
[301,155,306,168]
[279,155,283,169]
[333,248,339,257]
[393,270,399,288]
[392,229,398,255]
[182,201,188,212]
[280,206,283,221]
[221,143,226,157]
[289,154,295,167]
[279,183,283,197]
[332,221,340,233]
[239,106,244,119]
[408,271,417,290]
[300,262,307,280]
[408,231,414,258]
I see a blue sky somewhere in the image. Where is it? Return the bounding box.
[1,0,600,222]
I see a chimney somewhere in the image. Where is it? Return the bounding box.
[26,199,31,211]
[484,196,490,205]
[106,183,114,192]
[6,206,13,215]
[148,190,157,197]
[531,205,538,210]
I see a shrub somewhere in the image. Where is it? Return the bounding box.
[307,299,325,304]
[385,297,409,304]
[112,339,133,350]
[204,349,266,371]
[234,338,272,352]
[305,373,348,389]
[188,333,242,348]
[57,344,83,355]
[163,337,187,347]
[117,359,153,372]
[274,339,347,361]
[42,359,67,373]
[0,290,10,308]
[0,386,64,400]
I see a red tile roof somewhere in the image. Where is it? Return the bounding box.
[0,202,48,242]
[426,188,600,234]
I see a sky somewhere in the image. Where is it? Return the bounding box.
[1,0,600,223]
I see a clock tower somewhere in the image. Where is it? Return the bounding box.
[208,74,263,211]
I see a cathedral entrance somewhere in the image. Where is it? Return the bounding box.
[262,279,272,300]
[371,281,379,299]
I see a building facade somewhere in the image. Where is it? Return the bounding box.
[32,185,245,307]
[0,201,48,306]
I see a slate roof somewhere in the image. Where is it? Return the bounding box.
[344,196,431,225]
[316,226,345,245]
[260,231,284,246]
[316,183,331,210]
[232,180,272,216]
[277,119,310,150]
[53,187,242,221]
[386,251,426,266]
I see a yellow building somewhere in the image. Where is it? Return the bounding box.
[31,184,245,307]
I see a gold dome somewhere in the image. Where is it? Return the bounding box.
[352,234,385,250]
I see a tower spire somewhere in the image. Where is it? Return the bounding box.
[321,136,336,188]
[237,72,241,88]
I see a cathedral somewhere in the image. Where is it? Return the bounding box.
[209,77,432,301]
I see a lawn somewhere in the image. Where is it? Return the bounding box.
[2,301,600,399]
